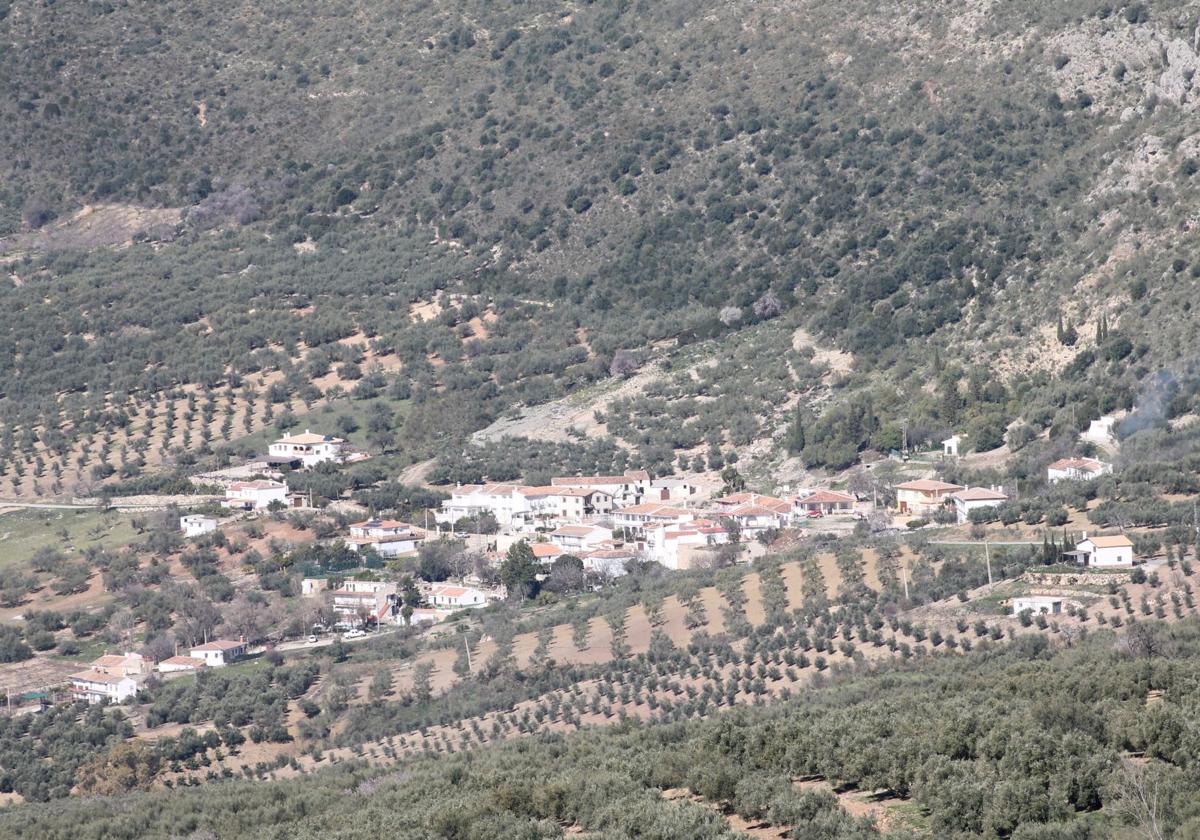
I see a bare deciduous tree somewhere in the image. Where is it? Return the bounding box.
[1113,757,1165,840]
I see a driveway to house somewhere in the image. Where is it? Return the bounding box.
[267,625,406,654]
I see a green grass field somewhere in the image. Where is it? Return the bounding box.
[0,507,138,568]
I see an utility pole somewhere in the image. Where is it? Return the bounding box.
[901,560,909,601]
[984,540,993,587]
[464,635,473,673]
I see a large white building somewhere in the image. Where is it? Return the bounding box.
[949,487,1008,524]
[70,670,140,704]
[550,470,650,506]
[1069,534,1135,568]
[520,486,614,522]
[269,430,347,468]
[331,587,396,625]
[69,652,149,703]
[1047,457,1113,484]
[223,479,288,511]
[423,583,494,610]
[435,483,613,530]
[344,519,426,558]
[436,483,531,529]
[612,503,695,536]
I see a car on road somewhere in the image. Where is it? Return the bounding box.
[345,629,367,639]
[306,635,318,644]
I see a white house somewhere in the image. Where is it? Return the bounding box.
[436,483,531,529]
[551,470,650,506]
[331,588,395,624]
[1011,595,1065,616]
[612,503,695,535]
[333,578,397,595]
[722,502,790,536]
[424,583,493,610]
[647,478,699,501]
[579,546,637,577]
[87,652,151,678]
[949,487,1008,524]
[519,486,614,523]
[549,524,614,553]
[531,542,565,565]
[223,479,288,511]
[304,578,393,597]
[1047,457,1113,484]
[793,489,858,517]
[301,578,329,597]
[642,519,730,571]
[69,651,148,703]
[69,670,140,704]
[1069,534,1135,568]
[404,608,442,626]
[1082,416,1117,447]
[189,639,247,667]
[157,655,206,674]
[712,492,789,514]
[268,429,347,467]
[180,514,217,538]
[344,519,426,558]
[942,434,964,457]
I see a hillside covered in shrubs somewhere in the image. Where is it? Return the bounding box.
[2,1,1200,483]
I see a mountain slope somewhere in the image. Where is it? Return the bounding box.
[1,1,1200,490]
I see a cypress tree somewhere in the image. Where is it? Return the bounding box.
[786,408,805,455]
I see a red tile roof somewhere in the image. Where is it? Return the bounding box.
[796,489,856,505]
[552,525,599,537]
[1082,535,1133,548]
[1048,457,1108,471]
[615,503,692,517]
[351,519,413,530]
[71,670,136,685]
[952,487,1008,502]
[896,479,963,492]
[275,431,344,445]
[191,639,245,652]
[728,502,787,517]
